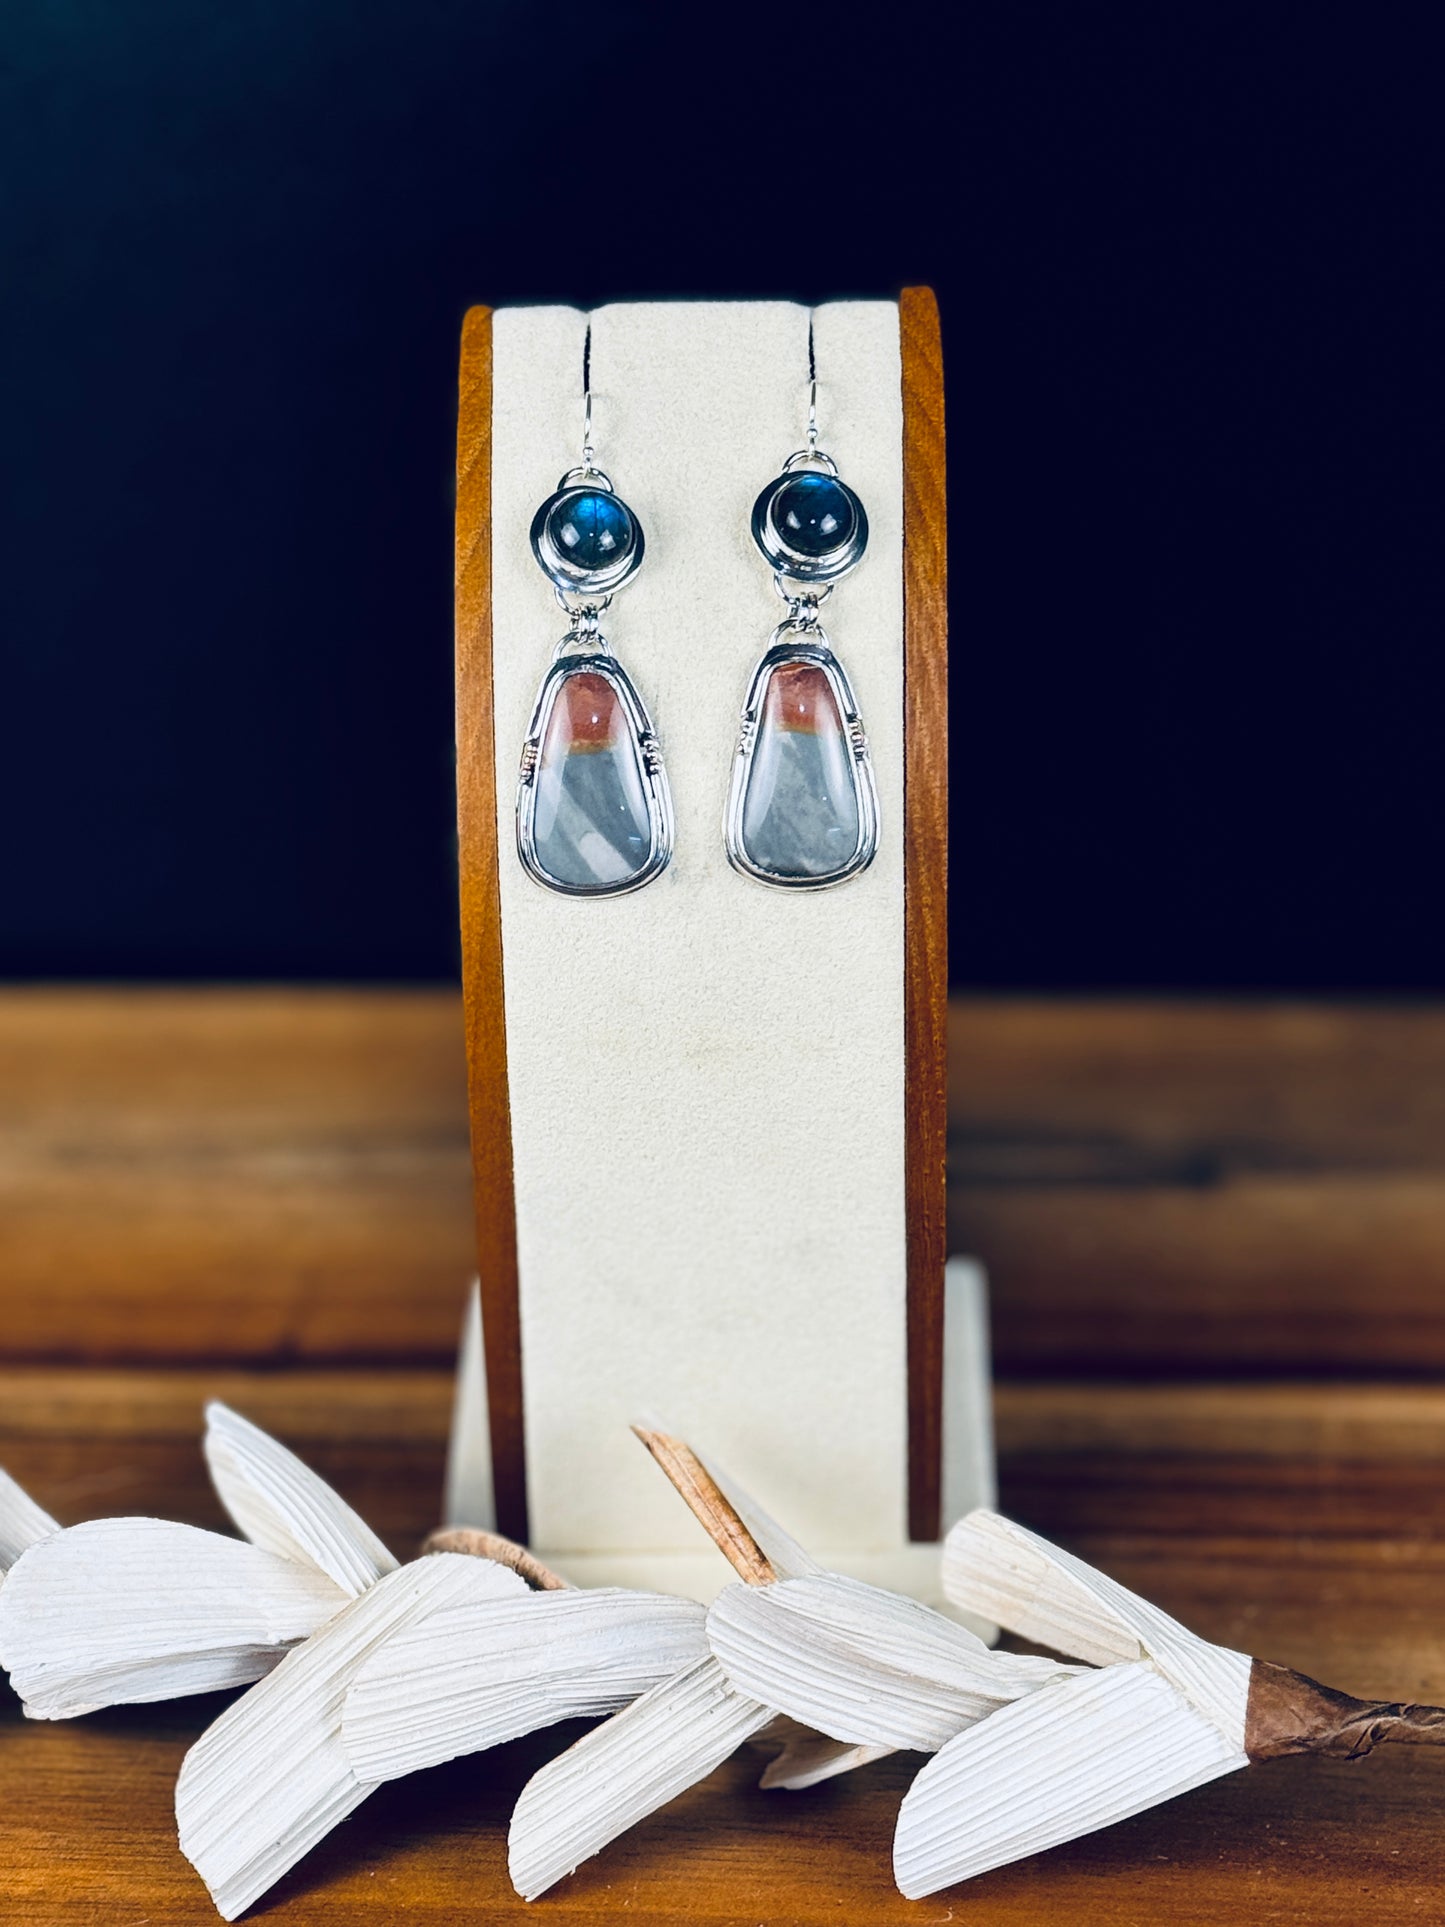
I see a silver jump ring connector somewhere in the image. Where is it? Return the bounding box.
[554,461,614,492]
[771,574,833,629]
[779,446,840,477]
[553,585,612,622]
[768,615,833,651]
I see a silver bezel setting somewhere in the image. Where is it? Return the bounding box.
[750,453,869,587]
[724,633,879,891]
[516,649,673,899]
[529,468,645,598]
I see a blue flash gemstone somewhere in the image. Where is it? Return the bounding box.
[771,472,857,558]
[547,489,635,574]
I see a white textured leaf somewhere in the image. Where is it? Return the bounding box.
[942,1510,1252,1743]
[894,1661,1248,1898]
[509,1654,774,1900]
[343,1586,708,1782]
[204,1401,398,1598]
[943,1510,1143,1668]
[0,1469,58,1574]
[708,1573,1074,1752]
[178,1552,526,1921]
[757,1717,895,1790]
[0,1517,345,1719]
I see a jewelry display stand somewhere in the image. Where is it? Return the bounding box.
[456,290,982,1602]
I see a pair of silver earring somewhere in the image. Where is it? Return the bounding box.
[515,379,878,898]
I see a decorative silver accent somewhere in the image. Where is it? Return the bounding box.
[723,624,879,892]
[750,449,869,587]
[516,645,674,899]
[529,466,646,598]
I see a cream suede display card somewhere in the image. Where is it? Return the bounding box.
[490,300,906,1565]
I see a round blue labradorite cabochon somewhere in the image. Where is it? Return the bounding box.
[546,488,636,575]
[770,471,857,558]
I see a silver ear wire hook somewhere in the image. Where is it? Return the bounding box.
[580,321,596,468]
[805,315,820,456]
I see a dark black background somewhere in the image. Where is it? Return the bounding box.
[5,4,1443,987]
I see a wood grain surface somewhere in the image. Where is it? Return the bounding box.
[10,991,1445,1374]
[948,999,1445,1374]
[1,1484,1440,1924]
[4,989,1445,1919]
[900,285,949,1543]
[453,303,529,1542]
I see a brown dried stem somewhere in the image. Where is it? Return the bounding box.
[1246,1657,1445,1761]
[423,1526,568,1592]
[630,1424,776,1587]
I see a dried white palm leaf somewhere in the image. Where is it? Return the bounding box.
[0,1401,410,1724]
[645,1427,1080,1769]
[204,1400,397,1597]
[502,1428,796,1897]
[708,1570,1075,1753]
[943,1508,1246,1723]
[0,1410,369,1726]
[894,1659,1246,1897]
[504,1422,1042,1899]
[180,1405,724,1918]
[0,1517,346,1719]
[0,1467,58,1574]
[342,1586,709,1782]
[178,1552,527,1921]
[944,1508,1253,1760]
[897,1505,1445,1897]
[509,1653,775,1901]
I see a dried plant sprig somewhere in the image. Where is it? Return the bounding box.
[640,1426,1079,1759]
[506,1425,1077,1900]
[506,1424,809,1899]
[1246,1657,1445,1759]
[892,1507,1445,1898]
[180,1410,720,1919]
[630,1427,783,1586]
[422,1525,568,1591]
[179,1551,531,1919]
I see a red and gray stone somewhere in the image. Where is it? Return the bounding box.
[532,671,652,889]
[740,660,860,880]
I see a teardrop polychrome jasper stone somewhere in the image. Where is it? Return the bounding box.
[531,670,654,890]
[739,658,862,880]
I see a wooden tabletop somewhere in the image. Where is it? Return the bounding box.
[3,990,1445,1923]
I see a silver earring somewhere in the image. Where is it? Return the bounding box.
[724,368,879,889]
[516,361,673,897]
